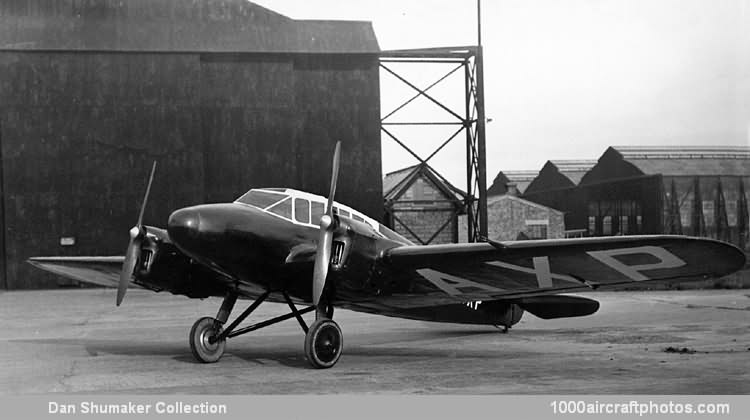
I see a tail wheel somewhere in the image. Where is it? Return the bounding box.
[190,317,226,363]
[304,318,343,369]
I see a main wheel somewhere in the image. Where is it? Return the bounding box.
[304,318,343,369]
[189,317,226,363]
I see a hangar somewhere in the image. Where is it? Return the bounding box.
[577,146,750,250]
[0,0,382,289]
[521,160,596,229]
[487,170,538,196]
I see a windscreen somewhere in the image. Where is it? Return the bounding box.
[235,190,288,209]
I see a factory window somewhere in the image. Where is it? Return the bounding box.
[727,201,737,226]
[681,200,691,227]
[526,223,548,239]
[294,199,310,224]
[236,189,287,209]
[619,216,629,235]
[602,216,612,235]
[588,216,596,236]
[703,201,715,227]
[267,197,292,220]
[311,201,325,224]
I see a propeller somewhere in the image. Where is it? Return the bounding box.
[117,161,157,306]
[312,141,341,315]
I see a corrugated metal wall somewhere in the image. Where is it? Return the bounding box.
[0,50,381,289]
[0,0,382,289]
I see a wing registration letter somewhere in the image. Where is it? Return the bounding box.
[587,246,686,281]
[416,268,505,296]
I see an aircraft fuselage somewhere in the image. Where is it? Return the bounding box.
[166,200,402,303]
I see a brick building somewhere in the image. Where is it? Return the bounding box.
[486,194,565,241]
[383,164,465,244]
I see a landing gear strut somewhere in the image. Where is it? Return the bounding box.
[188,291,343,369]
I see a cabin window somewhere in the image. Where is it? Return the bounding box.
[336,208,351,218]
[236,190,287,209]
[267,197,292,220]
[311,201,325,224]
[352,214,364,222]
[294,198,311,224]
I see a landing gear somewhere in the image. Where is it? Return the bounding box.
[304,318,343,369]
[189,291,343,368]
[189,317,225,363]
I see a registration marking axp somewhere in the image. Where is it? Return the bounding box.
[417,245,687,297]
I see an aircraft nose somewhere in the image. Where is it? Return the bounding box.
[167,207,201,243]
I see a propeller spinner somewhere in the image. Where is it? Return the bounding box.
[117,162,157,306]
[312,141,341,315]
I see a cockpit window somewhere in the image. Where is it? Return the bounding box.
[294,198,310,223]
[236,190,287,209]
[267,197,292,219]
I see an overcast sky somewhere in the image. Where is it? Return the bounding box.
[255,0,750,187]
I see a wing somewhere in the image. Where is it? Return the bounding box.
[27,256,125,288]
[372,235,746,308]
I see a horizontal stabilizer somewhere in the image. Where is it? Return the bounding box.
[518,295,600,319]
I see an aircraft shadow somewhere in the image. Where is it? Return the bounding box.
[11,328,519,370]
[10,338,186,357]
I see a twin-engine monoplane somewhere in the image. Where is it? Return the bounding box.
[29,142,746,368]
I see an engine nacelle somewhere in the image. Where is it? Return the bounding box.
[475,300,525,327]
[391,295,600,326]
[133,227,227,298]
[517,295,600,319]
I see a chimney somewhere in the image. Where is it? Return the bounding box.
[506,182,519,196]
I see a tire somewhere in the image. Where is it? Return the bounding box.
[189,317,226,363]
[304,318,343,369]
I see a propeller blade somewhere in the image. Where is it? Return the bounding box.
[117,231,141,306]
[312,142,341,310]
[136,162,157,228]
[312,215,334,306]
[117,161,157,306]
[324,141,341,216]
